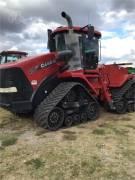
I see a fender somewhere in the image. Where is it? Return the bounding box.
[31,74,61,108]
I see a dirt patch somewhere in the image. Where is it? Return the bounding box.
[63,134,77,141]
[35,129,49,136]
[62,130,76,135]
[92,128,106,135]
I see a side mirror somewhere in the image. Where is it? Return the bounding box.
[47,29,56,52]
[88,25,94,40]
[47,29,52,49]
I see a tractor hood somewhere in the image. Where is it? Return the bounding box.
[0,49,72,70]
[0,52,61,90]
[0,52,57,69]
[0,50,72,90]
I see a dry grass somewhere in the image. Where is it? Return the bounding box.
[0,107,135,180]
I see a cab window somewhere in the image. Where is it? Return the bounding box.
[7,55,18,63]
[0,56,6,64]
[55,34,66,51]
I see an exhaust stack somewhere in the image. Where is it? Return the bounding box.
[61,11,73,28]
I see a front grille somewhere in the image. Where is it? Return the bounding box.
[0,67,33,105]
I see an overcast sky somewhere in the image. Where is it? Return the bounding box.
[0,0,135,65]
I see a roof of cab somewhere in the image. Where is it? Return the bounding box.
[52,26,101,38]
[0,50,28,55]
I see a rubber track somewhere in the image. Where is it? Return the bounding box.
[34,82,83,128]
[111,79,135,102]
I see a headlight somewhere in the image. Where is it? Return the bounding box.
[0,87,18,93]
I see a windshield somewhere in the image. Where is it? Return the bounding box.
[0,54,26,64]
[55,32,84,52]
[83,36,99,56]
[82,35,99,70]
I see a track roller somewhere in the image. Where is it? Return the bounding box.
[64,115,73,127]
[86,101,99,120]
[115,100,127,114]
[80,112,88,122]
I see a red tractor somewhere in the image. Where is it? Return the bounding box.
[0,12,134,130]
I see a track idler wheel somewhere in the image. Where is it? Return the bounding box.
[48,107,64,130]
[86,102,99,121]
[115,100,127,114]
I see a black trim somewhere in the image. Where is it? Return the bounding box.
[0,99,32,113]
[12,101,32,113]
[0,67,33,112]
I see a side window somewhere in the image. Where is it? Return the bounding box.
[56,34,66,51]
[0,56,6,64]
[79,36,83,52]
[7,55,18,62]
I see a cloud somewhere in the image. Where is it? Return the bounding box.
[23,20,61,40]
[0,0,135,67]
[101,30,117,39]
[102,35,135,66]
[0,6,26,33]
[0,0,105,53]
[102,37,135,58]
[111,0,135,12]
[1,0,104,30]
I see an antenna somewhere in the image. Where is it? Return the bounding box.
[88,11,90,24]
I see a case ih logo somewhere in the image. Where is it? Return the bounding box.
[30,59,56,74]
[40,59,56,68]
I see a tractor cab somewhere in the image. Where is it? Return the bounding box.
[48,12,101,70]
[0,51,28,64]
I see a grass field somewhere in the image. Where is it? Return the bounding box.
[0,108,135,180]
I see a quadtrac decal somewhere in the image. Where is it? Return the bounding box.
[30,59,56,74]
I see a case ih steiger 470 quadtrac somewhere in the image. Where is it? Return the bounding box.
[0,12,135,130]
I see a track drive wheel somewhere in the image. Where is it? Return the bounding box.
[47,107,64,131]
[115,100,127,114]
[86,101,99,121]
